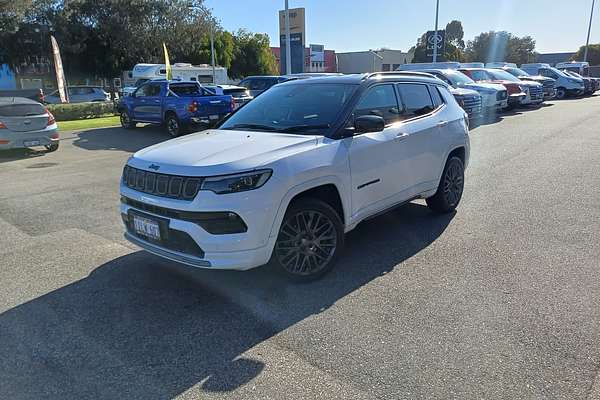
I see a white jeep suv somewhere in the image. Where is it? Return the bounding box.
[120,72,470,280]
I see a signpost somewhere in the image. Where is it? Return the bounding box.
[426,30,446,62]
[279,7,305,74]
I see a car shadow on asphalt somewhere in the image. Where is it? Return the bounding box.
[0,202,454,398]
[71,125,171,152]
[0,148,49,163]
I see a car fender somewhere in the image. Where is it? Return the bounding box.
[267,175,350,241]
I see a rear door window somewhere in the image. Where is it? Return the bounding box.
[170,84,201,96]
[353,84,401,125]
[429,85,444,107]
[396,83,435,118]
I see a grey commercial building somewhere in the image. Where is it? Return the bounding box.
[336,49,415,74]
[535,52,576,66]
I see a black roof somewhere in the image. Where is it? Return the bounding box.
[278,72,447,87]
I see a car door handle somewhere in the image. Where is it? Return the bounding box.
[437,120,449,127]
[395,132,409,141]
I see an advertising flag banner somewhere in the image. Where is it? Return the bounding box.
[163,43,172,80]
[50,35,69,103]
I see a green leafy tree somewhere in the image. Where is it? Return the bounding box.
[465,31,536,64]
[229,29,277,78]
[571,44,600,65]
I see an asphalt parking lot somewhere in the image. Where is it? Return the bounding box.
[1,96,600,399]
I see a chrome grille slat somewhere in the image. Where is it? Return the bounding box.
[122,165,203,201]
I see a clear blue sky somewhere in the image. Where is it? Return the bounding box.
[204,0,598,53]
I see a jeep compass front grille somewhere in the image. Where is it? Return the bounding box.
[122,165,203,201]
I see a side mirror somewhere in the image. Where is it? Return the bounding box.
[354,115,385,133]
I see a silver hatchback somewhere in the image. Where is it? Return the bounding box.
[0,97,59,152]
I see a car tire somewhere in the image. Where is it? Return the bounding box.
[165,114,182,138]
[271,198,344,282]
[45,142,59,153]
[426,156,465,213]
[120,111,136,129]
[555,87,567,100]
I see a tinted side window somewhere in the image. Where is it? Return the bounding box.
[147,84,161,96]
[249,79,269,91]
[354,84,400,124]
[396,83,434,118]
[469,70,489,81]
[135,85,150,97]
[429,85,444,107]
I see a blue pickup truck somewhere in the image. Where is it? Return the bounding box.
[118,80,233,137]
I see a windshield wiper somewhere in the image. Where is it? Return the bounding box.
[221,123,278,131]
[278,124,330,133]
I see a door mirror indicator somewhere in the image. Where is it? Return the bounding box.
[354,115,385,133]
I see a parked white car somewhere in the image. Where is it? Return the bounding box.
[120,72,470,280]
[0,97,59,152]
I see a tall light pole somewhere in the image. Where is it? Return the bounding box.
[209,21,215,83]
[432,0,440,63]
[584,0,596,63]
[284,0,292,75]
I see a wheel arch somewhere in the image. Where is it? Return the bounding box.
[267,177,349,242]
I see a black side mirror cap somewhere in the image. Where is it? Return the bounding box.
[354,115,385,134]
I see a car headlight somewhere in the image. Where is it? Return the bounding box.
[200,169,272,194]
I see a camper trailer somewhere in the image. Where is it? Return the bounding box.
[121,63,229,96]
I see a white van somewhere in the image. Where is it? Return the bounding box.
[555,61,590,76]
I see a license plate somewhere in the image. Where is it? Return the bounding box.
[24,140,40,147]
[133,215,161,240]
[209,114,219,120]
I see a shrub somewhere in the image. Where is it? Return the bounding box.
[47,101,117,121]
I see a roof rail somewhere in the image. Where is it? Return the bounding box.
[363,71,435,80]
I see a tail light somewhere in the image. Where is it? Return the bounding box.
[230,96,236,111]
[0,121,6,129]
[46,109,56,126]
[188,101,198,113]
[38,88,45,104]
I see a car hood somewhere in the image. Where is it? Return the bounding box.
[519,80,542,88]
[463,82,506,93]
[129,129,319,175]
[521,75,553,83]
[450,87,480,96]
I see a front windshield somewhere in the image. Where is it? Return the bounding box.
[506,67,531,77]
[220,83,357,134]
[550,67,570,78]
[487,69,521,82]
[446,71,475,86]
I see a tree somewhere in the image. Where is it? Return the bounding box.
[465,31,536,64]
[229,29,277,78]
[445,20,465,50]
[409,20,466,63]
[571,44,600,65]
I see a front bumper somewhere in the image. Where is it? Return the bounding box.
[120,180,282,271]
[0,124,58,150]
[480,93,507,113]
[508,93,526,105]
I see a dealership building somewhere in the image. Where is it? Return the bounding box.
[336,49,415,74]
